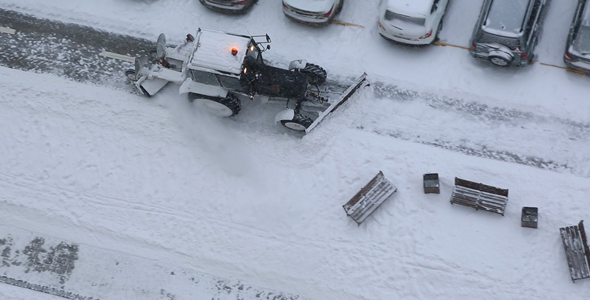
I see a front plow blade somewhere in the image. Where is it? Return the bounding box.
[305,72,368,134]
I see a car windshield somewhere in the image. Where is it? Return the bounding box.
[384,10,425,26]
[573,26,590,55]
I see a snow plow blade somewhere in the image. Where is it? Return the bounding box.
[305,72,368,134]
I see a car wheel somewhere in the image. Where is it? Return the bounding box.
[488,50,513,67]
[489,57,509,67]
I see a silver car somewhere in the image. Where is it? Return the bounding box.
[564,0,590,74]
[469,0,549,67]
[199,0,258,14]
[282,0,345,26]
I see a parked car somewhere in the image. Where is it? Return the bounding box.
[377,0,449,45]
[564,0,590,74]
[469,0,549,67]
[199,0,258,14]
[282,0,344,26]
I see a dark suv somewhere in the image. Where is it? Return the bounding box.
[564,0,590,74]
[470,0,549,67]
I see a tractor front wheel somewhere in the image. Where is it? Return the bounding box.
[280,114,313,131]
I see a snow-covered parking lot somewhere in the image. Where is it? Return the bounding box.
[1,0,590,299]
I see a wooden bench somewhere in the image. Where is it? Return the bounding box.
[450,177,508,216]
[560,220,590,282]
[343,171,397,225]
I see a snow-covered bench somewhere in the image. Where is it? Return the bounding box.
[560,220,590,282]
[343,171,396,225]
[450,177,508,216]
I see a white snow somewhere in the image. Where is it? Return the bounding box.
[1,0,590,299]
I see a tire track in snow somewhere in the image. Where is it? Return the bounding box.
[354,81,590,177]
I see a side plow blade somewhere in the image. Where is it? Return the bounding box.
[305,72,369,134]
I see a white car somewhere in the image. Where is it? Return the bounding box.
[282,0,344,26]
[199,0,258,14]
[377,0,448,45]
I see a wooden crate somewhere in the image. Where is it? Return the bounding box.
[521,207,538,228]
[423,173,440,194]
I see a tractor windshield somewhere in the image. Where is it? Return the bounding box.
[246,41,261,62]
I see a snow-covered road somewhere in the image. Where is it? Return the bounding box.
[1,0,590,299]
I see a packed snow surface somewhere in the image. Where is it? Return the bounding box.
[1,0,590,299]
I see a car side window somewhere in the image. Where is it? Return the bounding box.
[191,70,220,86]
[431,0,439,14]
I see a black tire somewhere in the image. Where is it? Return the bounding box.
[433,20,443,43]
[488,55,511,67]
[188,93,241,117]
[335,0,344,14]
[301,63,327,85]
[280,114,313,132]
[125,69,136,81]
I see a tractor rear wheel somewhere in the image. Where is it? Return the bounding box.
[301,63,327,85]
[189,93,241,117]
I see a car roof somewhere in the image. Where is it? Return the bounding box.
[483,0,531,37]
[189,29,251,76]
[386,0,433,18]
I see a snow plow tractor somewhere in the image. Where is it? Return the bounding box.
[125,28,368,133]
